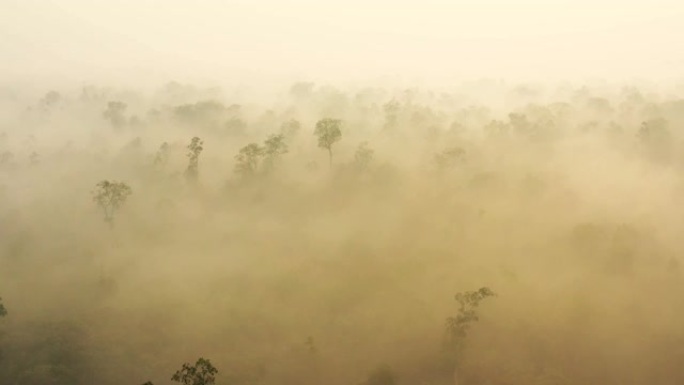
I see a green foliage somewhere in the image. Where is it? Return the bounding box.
[171,358,218,385]
[234,143,264,178]
[235,133,290,178]
[92,180,132,224]
[185,137,204,182]
[314,118,342,167]
[445,287,496,355]
[262,133,288,171]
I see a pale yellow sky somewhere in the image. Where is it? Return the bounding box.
[1,0,683,86]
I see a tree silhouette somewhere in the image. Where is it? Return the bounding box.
[445,287,496,385]
[234,143,264,178]
[171,358,218,385]
[185,137,204,182]
[92,180,132,225]
[314,118,342,167]
[0,297,6,317]
[262,133,288,172]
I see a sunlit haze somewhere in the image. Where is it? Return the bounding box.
[2,0,683,86]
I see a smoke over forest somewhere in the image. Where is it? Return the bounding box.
[2,1,684,385]
[1,80,684,385]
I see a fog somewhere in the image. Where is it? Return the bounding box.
[1,2,684,385]
[3,0,684,86]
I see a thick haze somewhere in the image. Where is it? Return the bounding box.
[2,2,684,385]
[2,0,684,86]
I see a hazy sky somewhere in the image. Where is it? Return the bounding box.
[2,0,683,86]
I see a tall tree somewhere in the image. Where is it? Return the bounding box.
[445,287,496,385]
[314,118,342,167]
[185,137,204,182]
[262,133,288,172]
[234,143,264,178]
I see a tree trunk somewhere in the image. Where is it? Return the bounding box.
[328,147,333,168]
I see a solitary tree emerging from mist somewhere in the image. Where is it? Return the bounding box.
[445,287,496,384]
[185,137,204,182]
[235,143,264,178]
[445,287,496,352]
[314,118,342,167]
[92,180,132,225]
[172,358,218,385]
